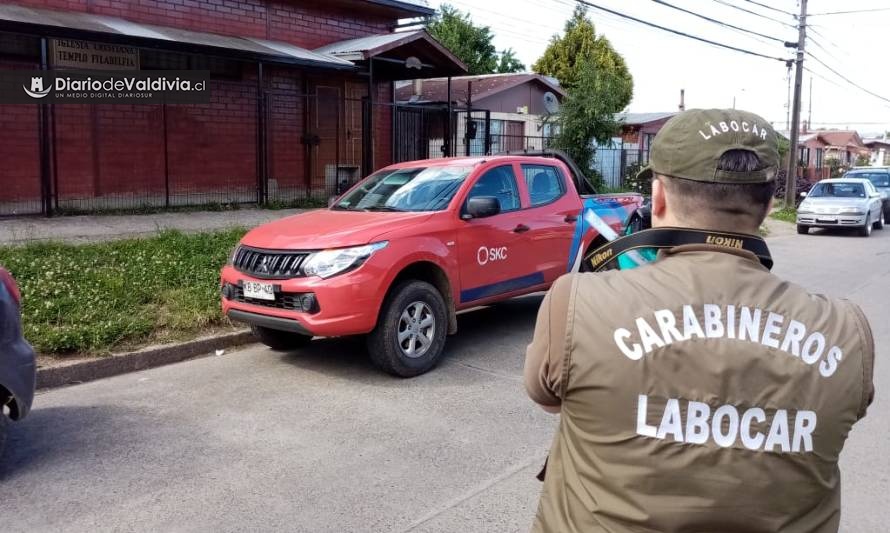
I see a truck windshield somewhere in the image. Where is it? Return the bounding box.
[334,166,473,212]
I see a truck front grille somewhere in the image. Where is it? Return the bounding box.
[233,247,309,279]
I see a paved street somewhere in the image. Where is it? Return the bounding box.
[2,225,888,532]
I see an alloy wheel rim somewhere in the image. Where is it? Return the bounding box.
[397,301,436,358]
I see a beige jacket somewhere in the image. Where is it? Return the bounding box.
[525,245,875,533]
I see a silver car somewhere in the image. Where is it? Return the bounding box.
[845,167,890,216]
[796,178,885,236]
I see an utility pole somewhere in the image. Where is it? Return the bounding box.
[785,60,793,131]
[785,0,807,208]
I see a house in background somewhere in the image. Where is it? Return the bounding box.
[0,0,466,216]
[615,112,677,153]
[394,73,565,157]
[593,111,676,187]
[863,138,890,166]
[818,130,870,166]
[780,123,871,182]
[795,132,830,182]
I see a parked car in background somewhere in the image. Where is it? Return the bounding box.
[221,152,645,377]
[797,178,885,236]
[845,167,890,216]
[0,267,36,456]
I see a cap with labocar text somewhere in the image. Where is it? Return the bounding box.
[637,108,780,184]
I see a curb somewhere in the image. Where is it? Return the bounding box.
[37,330,256,390]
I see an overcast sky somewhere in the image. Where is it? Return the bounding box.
[427,0,890,137]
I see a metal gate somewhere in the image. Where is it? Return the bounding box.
[392,105,491,163]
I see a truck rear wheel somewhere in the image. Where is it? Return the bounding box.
[367,280,447,377]
[250,325,312,351]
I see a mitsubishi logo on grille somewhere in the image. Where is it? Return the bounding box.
[257,256,270,274]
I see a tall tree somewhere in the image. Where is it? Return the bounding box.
[496,48,525,73]
[427,5,524,75]
[427,4,498,74]
[533,5,633,108]
[548,59,630,186]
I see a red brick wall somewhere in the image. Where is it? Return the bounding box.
[166,77,258,198]
[266,66,307,195]
[374,81,392,170]
[0,59,40,208]
[8,0,393,50]
[0,0,405,210]
[54,104,167,201]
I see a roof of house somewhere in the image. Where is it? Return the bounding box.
[779,129,870,151]
[317,30,467,77]
[362,0,435,17]
[394,72,565,104]
[0,4,356,69]
[616,112,677,126]
[819,130,866,149]
[864,138,890,147]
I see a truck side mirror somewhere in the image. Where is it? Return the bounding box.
[464,196,500,219]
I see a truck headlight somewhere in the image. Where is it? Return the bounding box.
[838,208,865,215]
[301,242,388,279]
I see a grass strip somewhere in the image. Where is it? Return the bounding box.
[0,228,246,356]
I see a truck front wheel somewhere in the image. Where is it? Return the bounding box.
[250,325,312,351]
[367,280,447,377]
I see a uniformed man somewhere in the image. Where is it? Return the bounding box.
[524,108,875,533]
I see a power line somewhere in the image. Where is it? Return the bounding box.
[740,0,794,17]
[806,26,852,59]
[809,7,890,16]
[575,0,790,62]
[805,34,846,64]
[710,0,797,28]
[805,52,890,105]
[649,0,789,44]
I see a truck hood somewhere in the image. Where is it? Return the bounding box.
[240,209,434,250]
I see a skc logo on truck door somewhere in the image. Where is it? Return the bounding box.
[477,246,508,266]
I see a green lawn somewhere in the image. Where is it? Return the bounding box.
[0,228,246,356]
[770,206,798,224]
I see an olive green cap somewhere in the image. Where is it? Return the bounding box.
[638,108,779,183]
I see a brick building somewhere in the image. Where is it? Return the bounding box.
[0,0,466,215]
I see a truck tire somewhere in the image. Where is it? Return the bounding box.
[250,325,312,351]
[367,280,447,377]
[797,224,809,235]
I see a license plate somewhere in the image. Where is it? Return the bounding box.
[816,218,837,224]
[243,281,275,300]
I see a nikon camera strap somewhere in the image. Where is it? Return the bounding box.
[584,227,773,272]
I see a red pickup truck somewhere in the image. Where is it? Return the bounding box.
[221,152,644,376]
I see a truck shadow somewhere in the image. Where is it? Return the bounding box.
[275,293,544,383]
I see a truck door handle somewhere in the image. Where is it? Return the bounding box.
[513,224,530,233]
[564,214,578,223]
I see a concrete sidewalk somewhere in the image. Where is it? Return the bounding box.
[0,208,305,245]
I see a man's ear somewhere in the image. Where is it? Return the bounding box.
[651,177,667,219]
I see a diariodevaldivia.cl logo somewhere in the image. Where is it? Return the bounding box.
[23,76,51,99]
